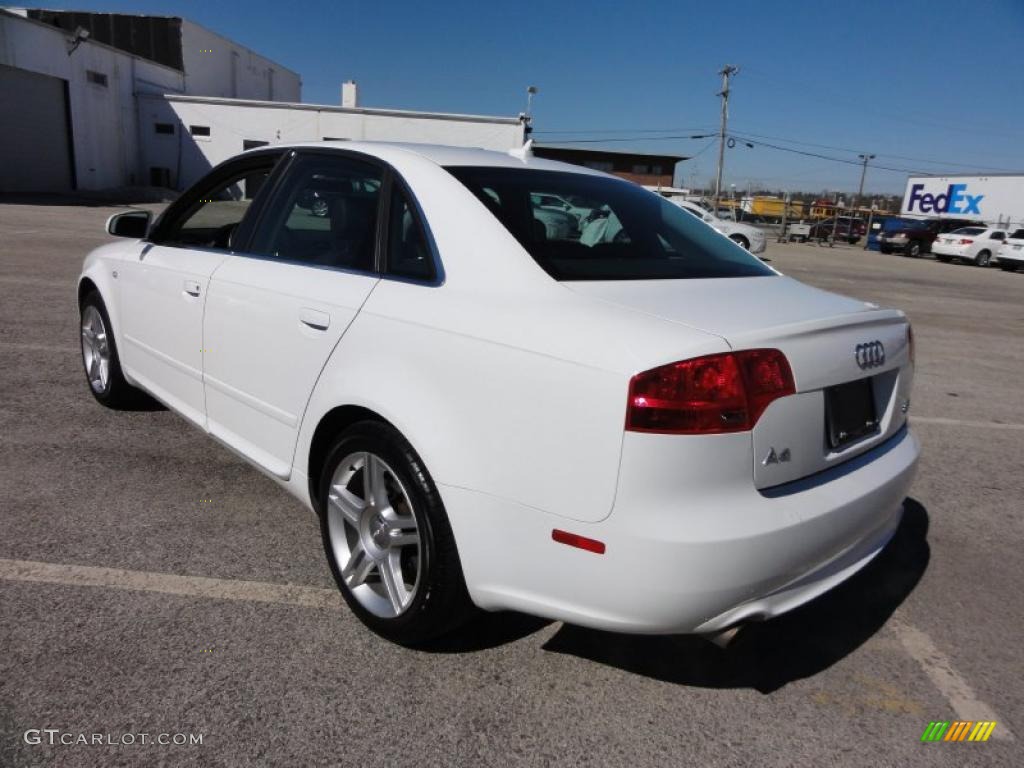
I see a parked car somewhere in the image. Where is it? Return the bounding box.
[877,218,981,257]
[81,142,918,646]
[672,199,767,253]
[995,228,1024,271]
[931,226,1007,266]
[805,216,866,244]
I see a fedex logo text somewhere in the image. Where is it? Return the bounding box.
[907,183,984,215]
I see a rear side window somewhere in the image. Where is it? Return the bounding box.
[386,185,434,281]
[446,167,773,281]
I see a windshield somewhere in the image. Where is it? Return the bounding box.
[446,167,773,281]
[1010,229,1024,239]
[949,227,986,235]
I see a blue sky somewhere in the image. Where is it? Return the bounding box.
[40,0,1024,193]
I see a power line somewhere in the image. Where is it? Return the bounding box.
[535,122,1016,174]
[727,128,1012,172]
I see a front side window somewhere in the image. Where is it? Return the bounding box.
[156,162,275,249]
[447,167,774,281]
[249,154,382,271]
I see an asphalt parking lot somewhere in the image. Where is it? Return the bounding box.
[1,200,1021,767]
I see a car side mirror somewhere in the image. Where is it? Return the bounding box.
[106,210,152,239]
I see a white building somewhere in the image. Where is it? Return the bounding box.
[138,93,526,191]
[0,8,526,194]
[0,7,300,192]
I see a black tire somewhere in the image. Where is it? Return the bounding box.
[880,245,892,254]
[79,290,148,409]
[729,234,750,250]
[974,250,991,267]
[1000,262,1019,272]
[906,241,921,258]
[318,420,474,645]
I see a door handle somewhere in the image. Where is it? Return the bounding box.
[299,308,330,331]
[183,280,201,297]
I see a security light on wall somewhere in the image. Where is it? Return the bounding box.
[66,25,90,56]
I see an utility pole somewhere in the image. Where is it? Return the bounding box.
[856,153,875,209]
[713,65,739,210]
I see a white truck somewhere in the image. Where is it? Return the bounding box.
[901,174,1024,229]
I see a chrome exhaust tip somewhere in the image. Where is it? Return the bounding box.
[703,625,742,649]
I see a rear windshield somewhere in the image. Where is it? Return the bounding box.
[1011,229,1024,239]
[950,227,986,235]
[445,166,774,281]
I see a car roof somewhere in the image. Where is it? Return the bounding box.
[278,140,606,175]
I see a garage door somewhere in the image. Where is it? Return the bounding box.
[0,65,74,192]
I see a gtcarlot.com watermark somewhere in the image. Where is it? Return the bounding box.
[24,729,203,747]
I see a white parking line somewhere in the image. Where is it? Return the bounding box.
[0,557,342,611]
[889,616,1013,741]
[913,416,1024,432]
[0,557,1014,739]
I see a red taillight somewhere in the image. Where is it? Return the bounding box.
[959,238,974,244]
[626,349,795,434]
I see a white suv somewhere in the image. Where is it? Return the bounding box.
[671,199,767,254]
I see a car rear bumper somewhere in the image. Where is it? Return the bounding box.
[443,426,920,634]
[931,242,969,258]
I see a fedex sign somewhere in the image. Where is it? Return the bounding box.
[906,183,984,215]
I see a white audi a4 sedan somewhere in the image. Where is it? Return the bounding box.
[79,142,919,646]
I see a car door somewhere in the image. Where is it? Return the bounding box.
[202,151,384,478]
[118,154,282,426]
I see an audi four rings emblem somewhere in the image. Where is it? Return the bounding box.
[855,340,885,369]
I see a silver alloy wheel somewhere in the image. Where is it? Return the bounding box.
[81,305,111,394]
[326,452,422,618]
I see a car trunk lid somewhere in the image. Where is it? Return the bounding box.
[567,276,913,488]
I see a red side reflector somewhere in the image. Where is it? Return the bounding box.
[552,529,606,554]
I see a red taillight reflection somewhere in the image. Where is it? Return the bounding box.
[626,349,795,434]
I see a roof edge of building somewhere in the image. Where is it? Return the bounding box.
[141,92,525,125]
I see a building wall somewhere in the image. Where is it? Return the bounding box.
[180,20,300,102]
[0,10,184,189]
[138,96,525,190]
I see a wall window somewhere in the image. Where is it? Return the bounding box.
[154,123,175,135]
[86,70,108,87]
[632,164,650,175]
[582,160,614,172]
[651,164,663,175]
[190,125,211,137]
